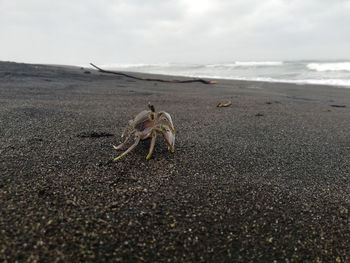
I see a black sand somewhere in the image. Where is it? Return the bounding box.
[1,61,350,262]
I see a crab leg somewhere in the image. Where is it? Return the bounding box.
[146,131,157,160]
[113,135,140,162]
[121,120,133,138]
[113,130,135,150]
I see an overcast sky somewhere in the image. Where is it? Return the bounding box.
[1,0,350,65]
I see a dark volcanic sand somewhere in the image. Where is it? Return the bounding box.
[1,61,350,262]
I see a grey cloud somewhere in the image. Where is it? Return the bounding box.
[0,0,349,64]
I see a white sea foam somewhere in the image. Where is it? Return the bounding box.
[101,63,171,69]
[307,62,350,72]
[205,61,284,68]
[225,77,350,87]
[205,63,237,68]
[234,61,284,66]
[293,78,350,87]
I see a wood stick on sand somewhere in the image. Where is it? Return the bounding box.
[90,63,217,84]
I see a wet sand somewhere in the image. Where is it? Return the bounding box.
[1,61,350,262]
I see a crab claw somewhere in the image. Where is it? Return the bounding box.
[158,111,175,133]
[162,129,175,152]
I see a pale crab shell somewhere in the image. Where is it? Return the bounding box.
[133,110,153,129]
[132,110,155,138]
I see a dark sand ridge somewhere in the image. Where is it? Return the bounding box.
[1,61,350,262]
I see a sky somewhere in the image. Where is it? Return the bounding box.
[1,0,350,66]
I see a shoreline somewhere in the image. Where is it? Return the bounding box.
[1,60,350,262]
[95,61,350,89]
[4,60,350,89]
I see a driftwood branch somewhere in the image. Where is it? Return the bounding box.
[90,63,216,84]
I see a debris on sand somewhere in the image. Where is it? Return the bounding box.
[77,132,114,138]
[330,104,346,108]
[217,100,232,107]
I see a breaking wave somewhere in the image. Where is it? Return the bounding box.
[206,61,284,68]
[230,77,350,87]
[234,61,284,66]
[307,62,350,72]
[100,63,174,69]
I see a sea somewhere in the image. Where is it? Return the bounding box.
[101,61,350,88]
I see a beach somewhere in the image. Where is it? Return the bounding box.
[1,61,350,262]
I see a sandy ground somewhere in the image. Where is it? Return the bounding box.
[1,61,350,262]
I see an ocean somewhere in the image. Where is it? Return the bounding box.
[101,61,350,87]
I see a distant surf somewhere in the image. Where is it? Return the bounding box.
[307,62,350,72]
[100,61,350,87]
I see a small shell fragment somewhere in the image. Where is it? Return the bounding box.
[217,100,232,107]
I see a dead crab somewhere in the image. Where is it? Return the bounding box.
[113,104,175,161]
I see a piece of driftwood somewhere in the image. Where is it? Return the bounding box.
[217,100,232,107]
[330,104,346,108]
[90,63,216,84]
